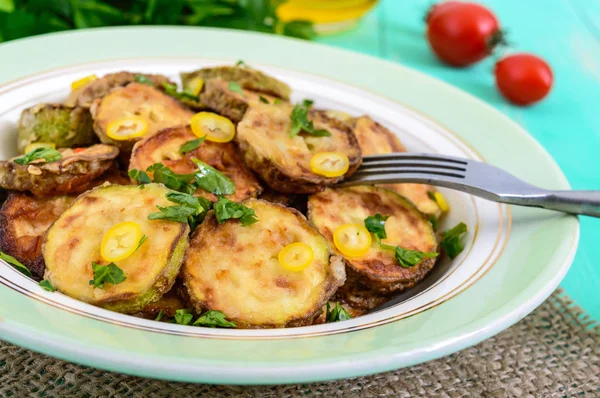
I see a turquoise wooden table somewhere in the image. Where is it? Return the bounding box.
[317,0,600,320]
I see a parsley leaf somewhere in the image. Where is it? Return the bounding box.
[89,262,126,289]
[179,137,205,154]
[289,102,330,138]
[146,163,196,194]
[0,251,31,277]
[39,280,56,292]
[394,247,438,268]
[228,81,244,96]
[429,215,439,231]
[128,169,152,184]
[440,222,468,259]
[148,205,198,223]
[133,235,147,254]
[235,60,246,67]
[364,214,389,240]
[162,82,199,102]
[155,310,165,322]
[174,309,193,325]
[259,95,269,104]
[14,147,62,165]
[325,302,351,323]
[134,74,154,86]
[148,191,211,228]
[166,191,211,211]
[213,196,258,226]
[193,310,236,328]
[302,99,314,107]
[192,159,235,195]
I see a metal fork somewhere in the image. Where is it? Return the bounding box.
[337,153,600,218]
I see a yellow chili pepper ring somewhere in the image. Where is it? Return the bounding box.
[310,152,350,178]
[106,116,149,141]
[333,224,372,258]
[100,221,142,262]
[190,112,236,143]
[278,242,314,272]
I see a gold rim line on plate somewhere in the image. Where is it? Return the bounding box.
[0,59,510,340]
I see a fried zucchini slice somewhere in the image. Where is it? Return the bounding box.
[43,184,190,313]
[308,186,438,296]
[90,83,194,151]
[129,126,262,202]
[137,287,185,319]
[182,199,346,328]
[67,72,174,108]
[0,144,119,197]
[353,116,441,218]
[237,104,362,193]
[199,78,279,123]
[0,193,76,279]
[182,65,291,100]
[17,104,96,153]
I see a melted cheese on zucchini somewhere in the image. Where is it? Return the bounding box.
[43,184,189,313]
[183,199,345,328]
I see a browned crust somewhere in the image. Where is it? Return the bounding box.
[237,109,362,194]
[182,199,346,328]
[199,79,249,123]
[129,126,262,202]
[0,144,119,197]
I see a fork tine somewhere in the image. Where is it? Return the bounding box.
[338,171,464,187]
[356,162,467,172]
[352,167,466,178]
[360,153,469,166]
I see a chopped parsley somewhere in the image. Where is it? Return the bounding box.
[393,247,438,268]
[14,147,62,165]
[192,159,235,196]
[235,60,246,66]
[148,191,211,229]
[39,280,56,292]
[213,196,258,226]
[132,235,148,254]
[134,74,154,86]
[148,205,198,224]
[174,309,194,325]
[146,163,197,194]
[259,95,269,104]
[89,262,126,289]
[429,215,439,231]
[162,82,199,102]
[289,101,330,138]
[440,222,468,259]
[179,137,205,154]
[0,251,31,277]
[193,310,236,328]
[155,310,165,322]
[325,302,351,323]
[302,99,314,107]
[364,214,389,240]
[228,81,245,96]
[128,169,152,184]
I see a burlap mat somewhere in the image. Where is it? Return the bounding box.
[1,289,598,397]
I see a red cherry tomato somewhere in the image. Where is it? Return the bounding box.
[426,2,504,67]
[495,54,553,106]
[425,1,461,22]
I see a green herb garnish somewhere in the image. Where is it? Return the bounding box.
[393,247,438,268]
[146,163,197,194]
[364,214,389,240]
[259,96,269,104]
[440,222,468,259]
[179,137,205,154]
[132,235,148,254]
[192,159,235,196]
[39,280,56,292]
[148,191,211,229]
[213,196,258,226]
[302,99,314,107]
[128,169,152,184]
[0,251,31,277]
[155,310,165,322]
[228,81,244,96]
[193,310,236,328]
[134,74,154,86]
[89,262,126,289]
[235,60,246,67]
[289,102,330,138]
[325,302,351,323]
[162,82,199,102]
[148,205,198,223]
[429,215,439,231]
[14,147,62,165]
[174,309,193,325]
[273,98,282,104]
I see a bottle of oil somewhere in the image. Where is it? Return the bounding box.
[276,0,378,35]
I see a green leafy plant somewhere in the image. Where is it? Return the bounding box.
[0,1,315,43]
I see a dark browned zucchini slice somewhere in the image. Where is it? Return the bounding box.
[43,183,190,314]
[353,116,441,218]
[308,186,438,302]
[90,83,194,151]
[17,104,96,153]
[0,193,76,279]
[236,104,362,194]
[129,126,262,202]
[181,65,291,100]
[182,199,346,328]
[66,72,174,108]
[0,144,119,197]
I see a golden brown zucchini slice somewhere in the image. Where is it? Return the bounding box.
[17,104,96,153]
[0,193,76,279]
[353,116,441,218]
[182,199,346,328]
[182,65,291,100]
[199,78,279,123]
[129,126,262,202]
[308,186,438,297]
[67,72,174,108]
[43,183,190,314]
[0,144,119,197]
[90,83,194,151]
[137,287,185,320]
[237,104,362,194]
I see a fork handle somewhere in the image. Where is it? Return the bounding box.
[506,190,600,218]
